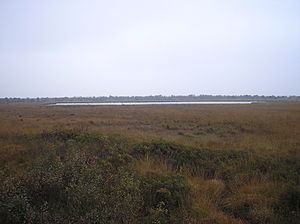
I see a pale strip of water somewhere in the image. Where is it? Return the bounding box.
[48,101,255,106]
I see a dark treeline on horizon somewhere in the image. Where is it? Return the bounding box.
[1,95,299,103]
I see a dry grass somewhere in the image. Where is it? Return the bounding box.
[135,156,247,223]
[1,102,299,155]
[223,177,282,223]
[135,156,174,175]
[1,102,299,223]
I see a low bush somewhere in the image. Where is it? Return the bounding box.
[140,172,191,223]
[275,186,300,221]
[1,129,299,223]
[0,146,142,224]
[133,141,248,179]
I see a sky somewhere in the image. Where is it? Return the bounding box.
[0,0,299,97]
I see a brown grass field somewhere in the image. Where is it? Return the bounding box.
[0,102,299,223]
[1,102,299,154]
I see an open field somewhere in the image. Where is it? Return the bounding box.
[0,102,300,223]
[1,102,299,154]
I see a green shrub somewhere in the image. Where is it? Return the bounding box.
[0,147,142,224]
[276,187,300,219]
[133,141,248,179]
[140,172,191,223]
[2,129,299,224]
[133,141,300,183]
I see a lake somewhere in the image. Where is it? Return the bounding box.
[48,101,255,106]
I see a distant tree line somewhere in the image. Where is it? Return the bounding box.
[0,95,299,103]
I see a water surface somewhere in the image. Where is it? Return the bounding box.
[49,101,255,106]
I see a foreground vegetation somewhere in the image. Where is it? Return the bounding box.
[0,103,299,223]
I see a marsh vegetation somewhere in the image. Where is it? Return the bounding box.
[0,103,299,223]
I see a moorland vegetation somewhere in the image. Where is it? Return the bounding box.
[0,103,299,223]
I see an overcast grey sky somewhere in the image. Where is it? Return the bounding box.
[0,0,299,97]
